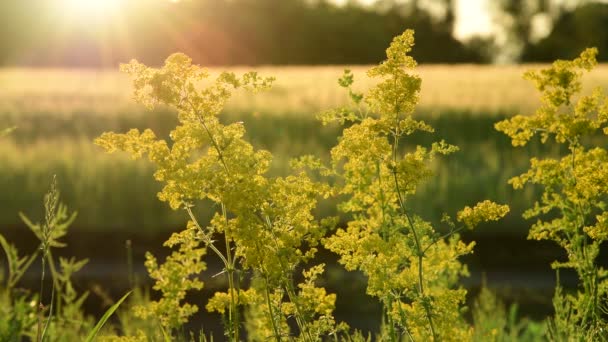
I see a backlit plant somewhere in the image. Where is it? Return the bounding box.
[0,176,98,341]
[316,30,509,341]
[12,27,608,342]
[496,48,608,340]
[96,54,343,341]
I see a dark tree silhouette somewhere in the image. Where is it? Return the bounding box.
[523,2,608,61]
[0,0,482,66]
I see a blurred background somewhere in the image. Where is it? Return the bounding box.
[3,0,608,66]
[1,0,608,334]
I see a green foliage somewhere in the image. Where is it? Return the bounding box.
[8,28,608,342]
[105,287,165,339]
[319,30,509,341]
[472,283,546,342]
[0,177,101,340]
[0,234,38,291]
[0,178,137,341]
[0,291,37,341]
[134,227,206,332]
[19,177,78,251]
[86,291,132,342]
[496,48,608,340]
[0,108,558,235]
[20,177,94,340]
[92,29,519,342]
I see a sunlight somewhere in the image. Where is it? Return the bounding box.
[59,0,122,21]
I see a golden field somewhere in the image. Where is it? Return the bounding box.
[1,64,606,233]
[2,64,608,116]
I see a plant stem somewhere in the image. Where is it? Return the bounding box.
[263,215,314,342]
[125,239,135,288]
[386,298,398,342]
[186,206,229,269]
[394,294,416,342]
[188,97,311,341]
[186,100,230,174]
[46,251,61,315]
[186,205,240,340]
[422,226,465,255]
[390,132,438,341]
[187,101,242,340]
[221,203,239,342]
[263,273,282,342]
[37,251,46,342]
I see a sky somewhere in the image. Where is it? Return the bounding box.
[453,0,493,39]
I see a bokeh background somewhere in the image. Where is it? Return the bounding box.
[2,0,608,334]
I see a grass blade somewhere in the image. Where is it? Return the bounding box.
[85,290,132,342]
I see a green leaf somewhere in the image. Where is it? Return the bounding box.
[85,291,132,342]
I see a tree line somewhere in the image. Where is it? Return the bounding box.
[0,0,606,66]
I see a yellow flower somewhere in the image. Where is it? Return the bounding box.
[457,200,510,229]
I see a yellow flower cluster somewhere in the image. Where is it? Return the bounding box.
[585,212,608,240]
[457,200,510,230]
[322,30,508,341]
[495,48,607,147]
[134,227,206,330]
[96,53,341,340]
[496,49,608,338]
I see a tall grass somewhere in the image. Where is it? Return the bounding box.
[0,110,548,234]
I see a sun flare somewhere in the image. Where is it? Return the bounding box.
[59,0,122,20]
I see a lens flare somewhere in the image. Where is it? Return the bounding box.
[59,0,122,21]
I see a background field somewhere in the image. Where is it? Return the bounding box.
[3,64,608,235]
[3,64,608,332]
[3,0,608,336]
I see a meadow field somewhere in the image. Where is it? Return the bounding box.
[2,64,608,235]
[4,0,608,337]
[0,65,608,234]
[3,56,608,340]
[3,64,608,115]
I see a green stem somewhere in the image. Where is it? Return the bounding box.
[263,215,314,342]
[45,251,61,323]
[221,203,239,342]
[282,279,313,342]
[394,294,416,342]
[567,143,600,328]
[186,206,230,270]
[376,161,389,241]
[263,273,282,342]
[391,133,438,341]
[187,100,241,339]
[186,204,240,340]
[37,250,46,342]
[386,298,398,342]
[422,226,465,255]
[41,281,55,342]
[186,99,230,174]
[125,240,134,289]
